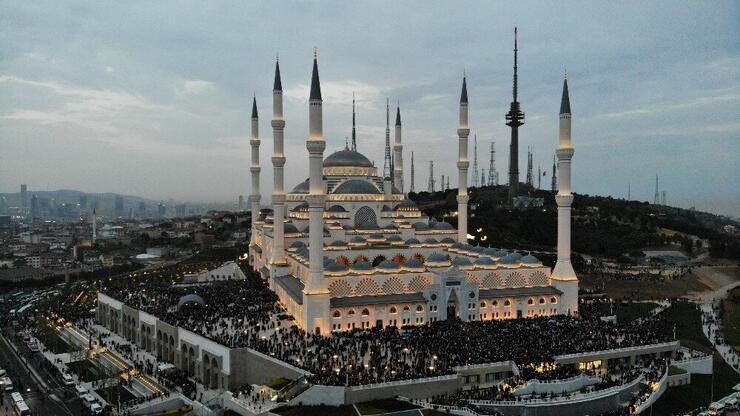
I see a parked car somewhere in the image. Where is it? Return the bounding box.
[75,385,88,397]
[62,373,75,386]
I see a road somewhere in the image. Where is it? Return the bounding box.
[0,331,87,416]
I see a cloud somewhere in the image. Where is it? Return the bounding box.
[181,79,216,95]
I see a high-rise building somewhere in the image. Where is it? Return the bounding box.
[238,195,245,211]
[20,184,27,209]
[114,195,124,217]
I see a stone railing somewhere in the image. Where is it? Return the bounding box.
[348,374,458,391]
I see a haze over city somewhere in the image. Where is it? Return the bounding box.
[1,1,738,218]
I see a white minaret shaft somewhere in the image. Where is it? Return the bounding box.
[249,96,261,246]
[410,152,415,193]
[393,106,403,192]
[306,53,328,294]
[457,76,470,243]
[552,75,578,315]
[472,135,478,187]
[271,59,287,265]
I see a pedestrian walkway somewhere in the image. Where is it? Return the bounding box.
[700,286,740,374]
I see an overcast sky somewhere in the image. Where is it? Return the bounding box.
[1,1,738,216]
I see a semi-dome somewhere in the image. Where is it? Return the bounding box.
[350,236,367,243]
[327,205,347,213]
[394,200,417,210]
[440,237,456,244]
[387,235,403,242]
[509,252,523,261]
[483,247,499,256]
[368,233,385,240]
[333,179,381,195]
[494,250,509,258]
[291,179,309,194]
[284,223,300,234]
[330,240,347,247]
[405,238,421,244]
[323,149,373,168]
[383,223,398,229]
[423,237,438,244]
[500,254,520,264]
[323,256,334,266]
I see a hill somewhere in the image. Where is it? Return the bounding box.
[409,184,740,262]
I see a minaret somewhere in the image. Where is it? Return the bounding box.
[506,28,525,200]
[441,174,444,191]
[249,96,261,249]
[303,51,330,334]
[351,92,357,152]
[410,152,415,193]
[551,154,557,192]
[457,75,470,242]
[383,99,392,179]
[393,105,403,192]
[92,208,97,243]
[551,74,578,316]
[446,176,450,190]
[472,135,479,187]
[537,165,542,189]
[271,58,287,268]
[428,161,435,192]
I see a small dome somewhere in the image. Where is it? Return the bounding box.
[461,243,475,251]
[405,238,420,244]
[427,252,448,262]
[297,247,309,257]
[423,237,438,244]
[494,250,509,258]
[333,180,381,195]
[350,236,367,243]
[291,179,310,194]
[330,240,347,247]
[352,261,373,270]
[483,247,499,256]
[521,254,540,264]
[433,221,454,230]
[452,242,466,249]
[394,200,417,210]
[342,224,354,230]
[509,252,523,261]
[500,254,520,264]
[327,205,347,213]
[357,222,380,230]
[440,237,456,244]
[290,241,306,249]
[412,222,430,230]
[323,149,373,168]
[387,235,403,242]
[291,202,309,212]
[326,261,348,272]
[451,256,472,266]
[378,259,400,269]
[323,256,333,266]
[471,246,486,253]
[474,256,495,265]
[368,233,385,240]
[381,205,393,212]
[405,259,424,268]
[383,223,398,229]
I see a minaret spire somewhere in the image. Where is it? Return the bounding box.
[410,151,415,193]
[351,92,357,151]
[393,103,403,192]
[472,134,479,187]
[506,27,525,201]
[249,94,261,250]
[383,98,392,179]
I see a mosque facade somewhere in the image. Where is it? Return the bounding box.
[249,54,579,335]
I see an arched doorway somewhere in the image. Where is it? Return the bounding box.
[447,290,459,320]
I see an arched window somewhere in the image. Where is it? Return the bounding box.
[361,308,370,316]
[416,305,424,312]
[539,298,546,304]
[480,301,487,308]
[354,206,377,229]
[389,306,397,314]
[348,309,356,316]
[528,298,534,305]
[492,300,499,307]
[504,299,511,307]
[403,306,411,312]
[333,310,341,318]
[550,297,558,304]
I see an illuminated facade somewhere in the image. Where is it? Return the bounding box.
[249,56,578,335]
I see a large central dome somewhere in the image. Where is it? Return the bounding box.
[323,149,373,168]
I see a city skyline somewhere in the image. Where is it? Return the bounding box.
[1,1,738,217]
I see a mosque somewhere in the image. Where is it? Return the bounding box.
[248,51,579,335]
